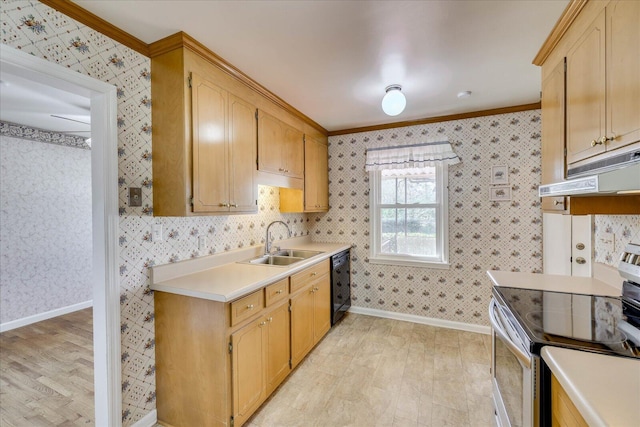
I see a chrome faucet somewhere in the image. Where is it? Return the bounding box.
[265,220,291,254]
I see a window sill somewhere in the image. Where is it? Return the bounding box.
[369,256,450,270]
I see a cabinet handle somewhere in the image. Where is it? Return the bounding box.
[278,168,285,172]
[268,317,273,322]
[276,289,283,294]
[247,304,254,309]
[554,200,564,206]
[313,287,319,292]
[230,203,238,208]
[219,202,229,207]
[259,321,266,326]
[575,257,587,265]
[311,272,317,276]
[591,136,614,147]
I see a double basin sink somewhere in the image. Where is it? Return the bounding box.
[239,249,323,267]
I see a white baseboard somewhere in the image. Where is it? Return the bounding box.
[348,305,491,335]
[0,300,93,333]
[131,410,157,427]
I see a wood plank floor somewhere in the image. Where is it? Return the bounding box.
[246,313,494,427]
[0,308,94,426]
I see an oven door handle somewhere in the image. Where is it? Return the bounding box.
[489,299,531,369]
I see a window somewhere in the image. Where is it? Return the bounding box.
[369,164,449,268]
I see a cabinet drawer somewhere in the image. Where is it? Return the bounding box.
[290,259,330,293]
[265,278,289,307]
[230,290,264,326]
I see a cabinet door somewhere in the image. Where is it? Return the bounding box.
[257,110,283,175]
[541,60,567,212]
[566,9,606,164]
[231,318,266,424]
[312,276,331,344]
[191,73,229,212]
[265,302,291,395]
[228,94,257,213]
[316,140,329,210]
[290,284,315,368]
[303,137,329,211]
[606,0,640,151]
[283,125,304,178]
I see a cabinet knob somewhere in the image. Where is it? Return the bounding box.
[268,317,273,322]
[230,203,238,208]
[276,289,283,294]
[311,272,317,276]
[259,321,266,326]
[554,200,564,206]
[575,257,587,265]
[247,304,254,309]
[278,168,285,172]
[219,202,229,207]
[575,243,585,250]
[591,139,602,147]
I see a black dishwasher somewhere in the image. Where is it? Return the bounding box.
[330,249,351,325]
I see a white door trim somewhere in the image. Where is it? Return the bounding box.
[0,44,122,426]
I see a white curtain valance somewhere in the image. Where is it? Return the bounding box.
[365,140,461,171]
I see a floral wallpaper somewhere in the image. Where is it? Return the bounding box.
[594,215,640,266]
[0,130,92,324]
[2,1,638,424]
[310,111,546,325]
[1,121,91,150]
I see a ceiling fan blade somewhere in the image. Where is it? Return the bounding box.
[50,114,91,125]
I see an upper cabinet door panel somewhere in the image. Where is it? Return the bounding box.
[191,73,229,213]
[228,94,257,212]
[606,0,640,151]
[566,9,606,164]
[257,110,284,175]
[283,126,304,179]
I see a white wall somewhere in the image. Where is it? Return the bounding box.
[0,133,92,324]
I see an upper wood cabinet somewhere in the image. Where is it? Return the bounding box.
[541,59,568,213]
[279,134,330,213]
[149,32,328,214]
[257,109,304,179]
[151,50,257,216]
[565,0,640,166]
[191,73,257,214]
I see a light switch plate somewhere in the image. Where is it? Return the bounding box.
[129,187,142,207]
[152,223,163,242]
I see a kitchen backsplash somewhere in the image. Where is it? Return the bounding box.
[0,128,92,324]
[594,215,640,266]
[3,1,638,424]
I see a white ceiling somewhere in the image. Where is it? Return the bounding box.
[0,70,91,137]
[19,1,570,133]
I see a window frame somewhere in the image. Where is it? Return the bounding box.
[369,164,450,269]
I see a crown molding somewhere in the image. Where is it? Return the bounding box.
[149,32,327,135]
[39,0,149,56]
[532,0,588,66]
[328,102,541,136]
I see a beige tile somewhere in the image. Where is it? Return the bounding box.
[432,379,469,412]
[434,328,460,347]
[430,403,470,427]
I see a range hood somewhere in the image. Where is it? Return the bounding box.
[539,151,640,197]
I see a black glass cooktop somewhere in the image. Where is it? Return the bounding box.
[493,286,640,359]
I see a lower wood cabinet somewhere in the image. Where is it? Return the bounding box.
[231,300,290,426]
[551,374,588,427]
[155,259,330,427]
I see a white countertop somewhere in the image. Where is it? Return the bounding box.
[542,346,640,427]
[150,237,351,302]
[487,270,620,296]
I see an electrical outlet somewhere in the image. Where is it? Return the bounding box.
[152,223,163,242]
[198,235,207,250]
[599,231,615,253]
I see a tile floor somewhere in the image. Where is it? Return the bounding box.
[246,313,494,427]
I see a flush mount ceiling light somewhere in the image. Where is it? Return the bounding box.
[381,84,406,116]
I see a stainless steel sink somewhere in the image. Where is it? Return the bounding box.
[272,249,323,259]
[239,249,323,266]
[242,255,305,266]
